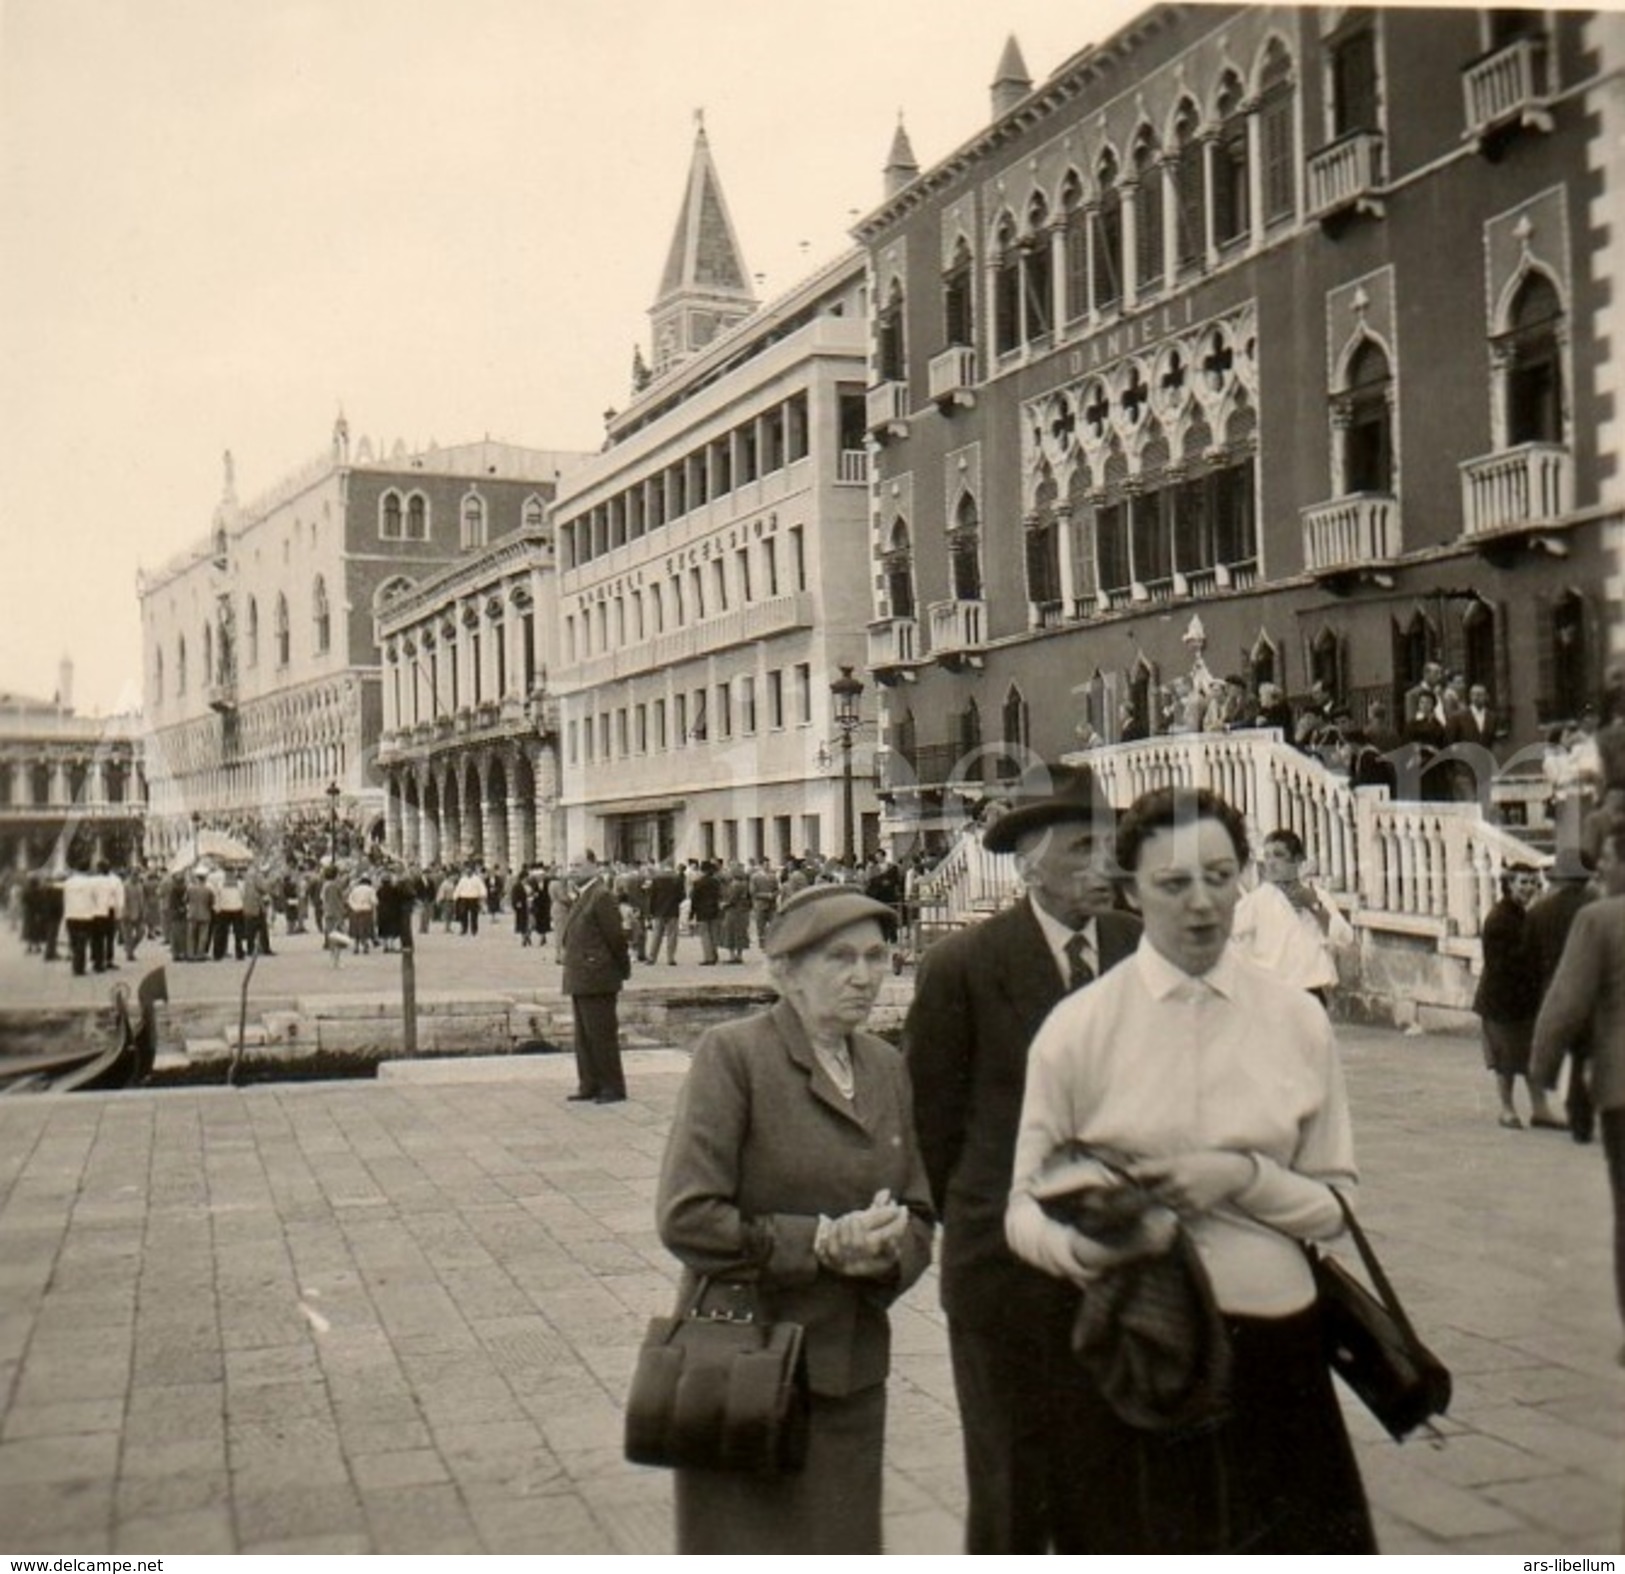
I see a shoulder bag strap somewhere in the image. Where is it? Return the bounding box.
[1327,1189,1427,1353]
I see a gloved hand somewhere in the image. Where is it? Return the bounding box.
[816,1189,910,1277]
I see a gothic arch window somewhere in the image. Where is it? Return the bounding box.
[1327,8,1381,138]
[1025,484,1062,614]
[1060,171,1088,324]
[461,492,487,550]
[1539,589,1589,724]
[1092,152,1123,312]
[406,492,428,541]
[1337,337,1394,494]
[154,646,164,704]
[246,596,259,668]
[1023,192,1053,340]
[1250,630,1280,690]
[1001,685,1030,766]
[883,519,915,620]
[944,236,975,349]
[1132,128,1165,292]
[1462,598,1497,690]
[993,212,1021,355]
[177,636,188,696]
[878,277,906,382]
[1213,73,1250,248]
[1258,40,1298,224]
[275,592,291,667]
[949,492,983,600]
[522,493,546,531]
[313,576,331,655]
[1499,271,1565,447]
[1172,99,1207,271]
[380,490,403,540]
[1310,626,1344,698]
[203,622,214,688]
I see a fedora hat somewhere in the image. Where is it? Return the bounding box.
[982,762,1113,854]
[763,884,897,959]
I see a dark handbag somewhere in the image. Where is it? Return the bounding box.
[624,1277,810,1475]
[1310,1191,1451,1442]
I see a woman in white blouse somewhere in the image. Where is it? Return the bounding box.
[1005,786,1374,1554]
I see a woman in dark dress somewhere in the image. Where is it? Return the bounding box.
[511,872,533,946]
[1474,865,1564,1130]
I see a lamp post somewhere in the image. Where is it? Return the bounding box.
[326,781,341,866]
[830,664,864,867]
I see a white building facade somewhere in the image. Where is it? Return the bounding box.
[550,128,881,866]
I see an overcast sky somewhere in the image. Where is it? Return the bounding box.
[0,0,1495,717]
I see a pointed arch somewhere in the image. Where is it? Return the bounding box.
[1092,149,1124,313]
[1171,97,1207,270]
[949,491,984,601]
[944,234,975,349]
[1132,124,1165,293]
[246,596,259,668]
[275,592,290,667]
[992,209,1021,355]
[313,575,331,655]
[882,517,915,619]
[1496,267,1566,447]
[1060,168,1089,325]
[878,275,907,382]
[380,490,403,540]
[1256,36,1299,225]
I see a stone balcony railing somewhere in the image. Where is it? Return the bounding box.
[1301,493,1402,574]
[865,380,909,439]
[927,345,978,408]
[1462,34,1550,140]
[1305,129,1385,220]
[867,616,921,673]
[927,598,986,659]
[1459,443,1572,539]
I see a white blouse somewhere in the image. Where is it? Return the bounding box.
[1006,940,1357,1317]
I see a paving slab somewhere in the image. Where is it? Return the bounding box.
[0,1002,1622,1554]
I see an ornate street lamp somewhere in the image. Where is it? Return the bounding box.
[830,664,865,867]
[327,781,341,865]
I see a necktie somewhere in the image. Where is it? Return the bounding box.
[1064,931,1095,992]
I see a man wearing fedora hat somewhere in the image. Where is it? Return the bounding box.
[560,856,632,1104]
[904,761,1141,1553]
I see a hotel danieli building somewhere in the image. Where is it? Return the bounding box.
[853,5,1623,845]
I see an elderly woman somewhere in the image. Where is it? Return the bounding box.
[655,884,935,1554]
[1004,787,1374,1553]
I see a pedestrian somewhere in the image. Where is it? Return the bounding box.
[560,859,631,1104]
[1231,827,1353,1004]
[512,870,533,946]
[375,871,404,953]
[320,865,347,955]
[689,859,722,964]
[1474,864,1564,1130]
[720,862,751,962]
[90,859,122,973]
[647,860,683,964]
[453,865,485,935]
[213,869,245,960]
[654,885,935,1553]
[241,867,273,956]
[1533,820,1625,1365]
[903,762,1142,1553]
[531,868,553,950]
[347,872,378,953]
[1526,843,1599,1139]
[1004,786,1374,1552]
[119,866,146,961]
[186,871,215,963]
[62,863,99,977]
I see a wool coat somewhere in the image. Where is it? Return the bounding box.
[903,899,1142,1327]
[655,996,934,1397]
[559,878,630,995]
[1533,894,1625,1113]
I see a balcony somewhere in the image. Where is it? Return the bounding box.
[867,616,922,684]
[1462,35,1553,148]
[836,449,867,486]
[1302,494,1402,580]
[866,380,909,441]
[1305,130,1385,224]
[928,598,987,669]
[1460,443,1572,542]
[205,676,237,714]
[927,346,978,412]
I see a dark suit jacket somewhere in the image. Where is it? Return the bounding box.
[656,998,934,1396]
[559,879,630,995]
[903,899,1142,1326]
[1533,894,1625,1113]
[1446,707,1502,752]
[689,870,722,921]
[647,869,684,920]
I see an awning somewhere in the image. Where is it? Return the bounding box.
[590,798,686,819]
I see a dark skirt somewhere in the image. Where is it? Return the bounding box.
[1052,1302,1375,1554]
[674,1383,885,1553]
[1481,1017,1534,1077]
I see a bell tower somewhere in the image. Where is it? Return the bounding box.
[648,112,756,378]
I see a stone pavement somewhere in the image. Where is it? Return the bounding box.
[1,1025,1622,1555]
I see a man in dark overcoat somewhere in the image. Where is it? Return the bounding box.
[560,858,632,1104]
[903,762,1142,1553]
